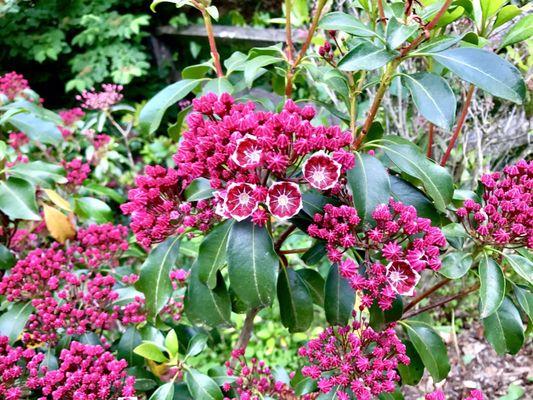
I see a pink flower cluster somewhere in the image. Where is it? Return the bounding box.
[172,93,353,224]
[67,223,129,268]
[59,107,85,126]
[8,132,29,150]
[161,269,189,321]
[62,158,91,187]
[426,389,484,400]
[223,349,295,400]
[299,319,409,400]
[121,165,219,247]
[0,71,29,100]
[1,338,136,400]
[456,159,532,249]
[308,200,446,309]
[0,335,45,399]
[77,83,124,110]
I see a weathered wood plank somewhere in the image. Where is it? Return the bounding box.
[157,24,306,44]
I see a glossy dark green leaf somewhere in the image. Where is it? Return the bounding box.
[402,321,450,382]
[386,18,418,49]
[376,136,454,212]
[149,382,174,400]
[297,268,325,306]
[402,72,456,130]
[0,177,40,221]
[7,112,62,145]
[9,161,67,188]
[441,223,467,250]
[503,254,533,285]
[135,236,181,322]
[184,178,214,201]
[412,35,462,54]
[117,326,143,366]
[398,340,424,385]
[513,284,533,320]
[185,368,223,400]
[198,220,233,289]
[186,333,208,358]
[84,183,125,203]
[139,79,202,135]
[479,255,505,318]
[324,264,356,326]
[0,302,34,344]
[389,175,441,224]
[185,267,232,326]
[301,240,327,266]
[243,55,283,87]
[208,366,236,386]
[182,63,212,79]
[319,12,375,37]
[227,221,278,308]
[482,297,525,355]
[369,295,403,330]
[74,197,113,223]
[429,48,525,104]
[277,267,314,332]
[338,42,397,71]
[439,251,473,279]
[346,153,391,225]
[0,244,16,270]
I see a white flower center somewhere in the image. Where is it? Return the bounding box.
[388,270,405,283]
[245,149,261,163]
[311,167,326,183]
[238,192,250,205]
[278,194,290,207]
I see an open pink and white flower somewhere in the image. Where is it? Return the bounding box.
[267,181,303,219]
[231,134,263,168]
[302,151,341,190]
[386,260,420,296]
[224,182,259,221]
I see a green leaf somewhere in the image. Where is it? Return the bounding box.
[513,284,533,321]
[324,263,356,326]
[7,112,62,145]
[389,176,441,224]
[185,368,223,400]
[74,197,113,223]
[338,42,397,71]
[84,183,126,203]
[135,236,181,322]
[203,78,234,95]
[503,254,533,285]
[479,254,505,318]
[397,340,424,385]
[493,5,521,29]
[369,295,403,330]
[227,221,278,308]
[184,178,215,201]
[182,63,212,79]
[441,223,467,250]
[277,267,314,332]
[0,177,40,221]
[149,382,175,400]
[185,266,232,326]
[165,329,179,357]
[301,240,327,266]
[319,12,376,37]
[481,0,506,20]
[198,220,233,289]
[500,14,533,48]
[297,268,325,306]
[0,244,16,270]
[9,161,67,188]
[386,18,418,49]
[244,55,283,87]
[346,153,391,225]
[482,297,525,355]
[186,332,208,358]
[439,251,473,279]
[117,327,143,366]
[402,321,450,382]
[134,341,169,363]
[139,79,201,135]
[401,72,456,130]
[429,48,525,104]
[0,302,33,344]
[376,136,454,212]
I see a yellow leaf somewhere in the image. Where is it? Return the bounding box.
[43,189,72,212]
[43,204,76,243]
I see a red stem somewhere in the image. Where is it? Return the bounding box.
[404,278,451,312]
[202,11,224,78]
[440,84,475,166]
[427,123,434,158]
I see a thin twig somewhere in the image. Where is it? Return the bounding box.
[285,0,294,62]
[275,224,297,250]
[235,308,260,351]
[427,123,435,158]
[404,278,451,312]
